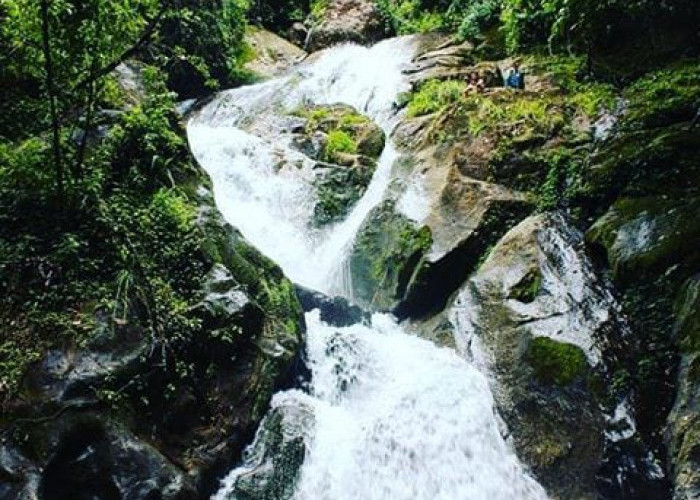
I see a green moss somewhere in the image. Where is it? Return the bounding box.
[581,126,700,203]
[339,113,370,129]
[567,82,617,117]
[528,337,588,386]
[309,0,329,24]
[675,277,700,353]
[375,0,447,35]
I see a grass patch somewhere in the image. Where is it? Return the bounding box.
[324,130,358,161]
[407,79,466,117]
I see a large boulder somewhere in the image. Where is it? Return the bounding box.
[666,276,700,500]
[449,212,665,499]
[348,137,533,317]
[244,27,307,80]
[348,199,433,311]
[306,0,386,52]
[0,191,305,500]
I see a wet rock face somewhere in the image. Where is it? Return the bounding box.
[449,213,642,499]
[295,285,369,327]
[666,277,700,500]
[306,0,386,52]
[586,196,700,286]
[0,196,305,500]
[666,352,700,500]
[348,199,432,311]
[220,397,313,500]
[586,195,700,500]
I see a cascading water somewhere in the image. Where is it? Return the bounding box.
[188,37,548,500]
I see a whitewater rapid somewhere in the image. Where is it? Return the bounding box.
[188,37,548,500]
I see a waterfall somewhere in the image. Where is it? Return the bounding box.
[188,38,412,295]
[187,37,548,500]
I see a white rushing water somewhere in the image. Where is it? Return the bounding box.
[188,38,411,295]
[188,37,548,500]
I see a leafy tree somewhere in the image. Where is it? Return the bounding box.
[1,0,161,196]
[147,0,252,98]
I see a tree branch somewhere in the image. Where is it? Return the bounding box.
[72,4,168,93]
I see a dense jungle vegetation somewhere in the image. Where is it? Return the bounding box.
[1,0,697,411]
[0,3,698,497]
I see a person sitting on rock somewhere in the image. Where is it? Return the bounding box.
[475,72,485,93]
[505,61,525,90]
[463,72,481,96]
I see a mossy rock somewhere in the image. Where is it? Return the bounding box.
[586,196,700,286]
[349,200,432,311]
[666,353,700,500]
[582,126,700,203]
[527,337,588,386]
[508,268,542,303]
[291,104,385,162]
[226,400,311,500]
[290,104,386,227]
[312,159,376,226]
[621,60,700,131]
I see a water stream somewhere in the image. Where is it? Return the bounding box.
[188,37,548,500]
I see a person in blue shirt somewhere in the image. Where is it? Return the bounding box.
[505,61,525,90]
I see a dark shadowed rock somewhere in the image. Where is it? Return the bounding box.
[295,285,369,327]
[0,190,305,500]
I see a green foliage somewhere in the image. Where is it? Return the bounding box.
[375,0,447,34]
[248,0,309,28]
[622,60,700,130]
[453,0,501,41]
[309,0,329,23]
[528,337,588,386]
[406,79,466,117]
[0,73,209,398]
[150,0,253,97]
[536,148,585,210]
[499,0,699,55]
[324,130,358,161]
[102,88,190,192]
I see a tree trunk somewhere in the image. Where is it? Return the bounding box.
[40,0,64,197]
